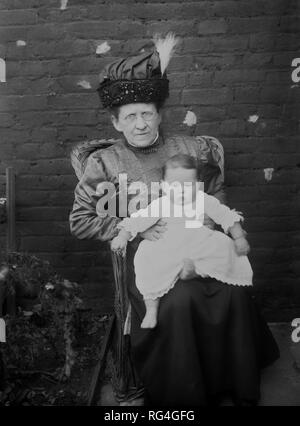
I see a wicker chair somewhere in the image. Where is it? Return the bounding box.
[70,135,225,403]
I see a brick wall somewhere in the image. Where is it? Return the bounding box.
[0,0,299,319]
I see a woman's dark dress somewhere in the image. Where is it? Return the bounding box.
[69,133,280,406]
[127,242,279,406]
[128,240,279,406]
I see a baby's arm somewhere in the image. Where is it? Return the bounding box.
[227,221,250,256]
[203,193,250,256]
[111,199,161,254]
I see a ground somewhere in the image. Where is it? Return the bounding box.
[98,323,300,407]
[1,307,299,406]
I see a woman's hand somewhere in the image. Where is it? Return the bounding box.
[234,237,250,256]
[139,219,167,241]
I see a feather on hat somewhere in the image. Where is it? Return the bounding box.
[153,32,179,76]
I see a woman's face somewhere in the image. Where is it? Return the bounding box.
[111,103,161,148]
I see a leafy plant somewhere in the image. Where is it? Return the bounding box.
[0,251,83,384]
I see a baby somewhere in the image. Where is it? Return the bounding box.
[111,154,252,329]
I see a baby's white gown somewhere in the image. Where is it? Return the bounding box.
[118,191,253,300]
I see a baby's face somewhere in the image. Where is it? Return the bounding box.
[162,167,199,205]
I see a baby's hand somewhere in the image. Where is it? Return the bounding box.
[111,235,128,256]
[234,237,250,256]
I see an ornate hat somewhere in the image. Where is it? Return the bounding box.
[97,33,179,109]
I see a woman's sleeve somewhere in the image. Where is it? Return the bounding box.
[204,193,244,234]
[194,136,227,228]
[207,170,227,205]
[69,153,121,242]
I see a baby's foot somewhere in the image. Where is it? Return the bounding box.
[179,258,197,280]
[141,312,157,329]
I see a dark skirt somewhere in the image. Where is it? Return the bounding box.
[126,244,280,406]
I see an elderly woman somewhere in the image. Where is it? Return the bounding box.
[69,36,279,406]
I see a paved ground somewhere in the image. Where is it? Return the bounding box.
[98,323,300,406]
[259,323,300,406]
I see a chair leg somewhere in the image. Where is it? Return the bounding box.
[87,314,116,406]
[109,250,145,403]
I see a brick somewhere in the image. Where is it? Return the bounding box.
[163,106,186,124]
[0,95,48,112]
[242,52,273,68]
[0,158,72,176]
[17,207,70,222]
[234,87,262,103]
[17,40,95,60]
[227,17,280,34]
[220,119,246,136]
[164,90,181,106]
[188,71,213,86]
[0,10,37,26]
[66,21,141,39]
[16,190,74,207]
[181,37,210,55]
[167,55,194,72]
[274,34,300,51]
[18,221,70,236]
[17,175,77,191]
[195,121,222,135]
[168,72,187,88]
[7,59,62,78]
[0,43,6,57]
[57,126,102,143]
[146,20,198,37]
[182,88,232,105]
[0,113,14,127]
[62,56,116,74]
[0,128,31,143]
[218,69,267,85]
[0,143,15,159]
[193,106,226,121]
[85,4,174,21]
[15,110,97,129]
[16,158,73,175]
[279,16,300,33]
[210,1,265,18]
[47,93,99,110]
[209,35,249,52]
[249,33,275,51]
[55,74,98,93]
[0,26,31,43]
[19,236,66,253]
[0,77,54,95]
[265,71,292,86]
[198,19,228,35]
[194,54,239,70]
[29,23,66,41]
[226,104,263,119]
[34,250,111,269]
[260,87,291,104]
[0,0,58,8]
[272,52,299,67]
